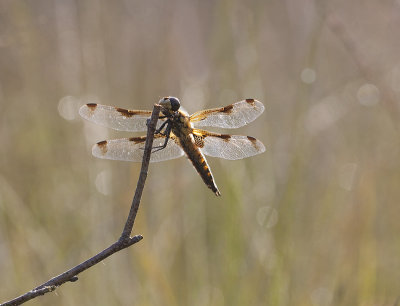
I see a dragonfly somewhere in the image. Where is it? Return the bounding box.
[79,97,265,196]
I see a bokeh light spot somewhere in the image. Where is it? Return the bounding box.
[311,287,333,306]
[357,83,380,106]
[390,65,400,92]
[95,170,112,195]
[235,44,257,71]
[58,95,80,120]
[305,95,344,135]
[301,68,316,84]
[256,206,278,228]
[338,163,358,191]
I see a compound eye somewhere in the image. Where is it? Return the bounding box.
[169,97,180,111]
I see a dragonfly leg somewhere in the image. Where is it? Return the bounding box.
[151,123,172,153]
[146,115,167,129]
[139,121,172,152]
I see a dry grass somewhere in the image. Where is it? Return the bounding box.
[1,1,400,305]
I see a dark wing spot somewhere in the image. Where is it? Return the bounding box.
[87,103,98,111]
[129,137,146,144]
[220,134,231,142]
[247,136,259,148]
[116,108,139,118]
[222,104,234,114]
[245,98,255,106]
[97,140,108,154]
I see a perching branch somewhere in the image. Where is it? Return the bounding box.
[121,103,161,239]
[1,104,161,306]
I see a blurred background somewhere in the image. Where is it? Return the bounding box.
[1,0,400,305]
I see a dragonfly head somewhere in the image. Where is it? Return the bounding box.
[159,96,181,115]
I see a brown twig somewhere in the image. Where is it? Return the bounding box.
[1,104,161,306]
[121,103,161,239]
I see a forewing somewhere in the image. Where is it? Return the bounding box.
[190,99,264,129]
[192,129,265,160]
[79,103,166,131]
[92,134,184,162]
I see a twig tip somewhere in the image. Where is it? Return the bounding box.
[133,235,143,242]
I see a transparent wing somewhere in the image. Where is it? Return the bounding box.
[190,99,264,129]
[192,129,265,160]
[92,134,184,162]
[79,103,166,132]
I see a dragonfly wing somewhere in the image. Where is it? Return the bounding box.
[192,129,265,160]
[79,103,166,131]
[190,99,264,129]
[92,134,184,162]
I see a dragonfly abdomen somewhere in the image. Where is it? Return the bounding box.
[179,135,221,196]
